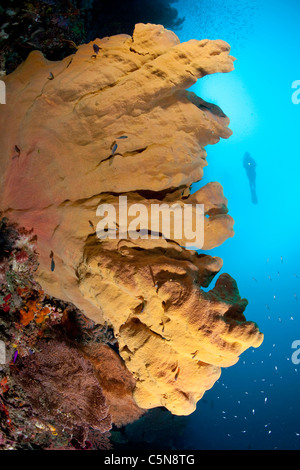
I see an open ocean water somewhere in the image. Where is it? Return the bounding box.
[173,0,300,450]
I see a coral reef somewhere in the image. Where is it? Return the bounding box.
[0,0,87,75]
[0,24,263,416]
[13,339,112,445]
[0,1,183,76]
[0,220,138,449]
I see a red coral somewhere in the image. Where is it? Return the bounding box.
[15,250,29,263]
[0,377,9,394]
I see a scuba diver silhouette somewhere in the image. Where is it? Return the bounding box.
[243,152,258,204]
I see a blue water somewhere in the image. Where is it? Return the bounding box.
[173,0,300,450]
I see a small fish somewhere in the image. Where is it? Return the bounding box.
[48,72,54,80]
[66,58,73,70]
[93,44,101,55]
[281,256,283,264]
[148,265,156,288]
[294,293,298,301]
[111,142,118,155]
[174,367,180,381]
[89,220,95,230]
[252,277,257,282]
[117,135,128,139]
[265,304,270,310]
[51,258,55,272]
[49,250,54,259]
[294,274,299,279]
[268,275,272,282]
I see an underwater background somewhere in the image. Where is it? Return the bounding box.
[1,0,299,451]
[175,0,300,451]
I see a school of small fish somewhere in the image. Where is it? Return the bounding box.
[197,254,299,448]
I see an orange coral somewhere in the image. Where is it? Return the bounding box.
[18,290,50,326]
[19,308,34,326]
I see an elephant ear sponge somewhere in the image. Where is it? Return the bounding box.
[78,242,263,415]
[0,23,263,416]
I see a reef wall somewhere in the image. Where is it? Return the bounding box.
[0,23,263,415]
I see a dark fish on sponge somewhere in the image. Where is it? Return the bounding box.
[93,44,101,55]
[117,135,128,139]
[174,367,180,381]
[111,141,118,155]
[50,251,55,271]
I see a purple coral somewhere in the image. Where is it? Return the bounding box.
[13,340,111,445]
